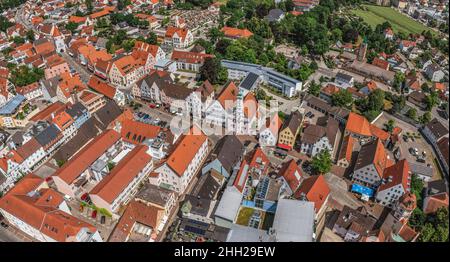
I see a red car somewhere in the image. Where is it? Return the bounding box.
[149,103,156,108]
[92,210,97,219]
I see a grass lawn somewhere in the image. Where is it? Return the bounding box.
[236,207,255,226]
[351,4,431,35]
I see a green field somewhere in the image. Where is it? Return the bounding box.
[351,4,431,35]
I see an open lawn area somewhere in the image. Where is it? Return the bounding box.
[351,4,431,35]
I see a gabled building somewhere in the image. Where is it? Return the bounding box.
[221,27,253,39]
[171,50,214,73]
[164,27,193,49]
[204,81,239,127]
[375,159,411,207]
[259,113,282,147]
[52,129,122,198]
[300,116,339,157]
[295,175,330,220]
[423,180,449,215]
[352,138,392,189]
[0,174,102,242]
[150,127,209,194]
[277,111,302,151]
[90,145,153,215]
[202,135,244,179]
[277,159,302,196]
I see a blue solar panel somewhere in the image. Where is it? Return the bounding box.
[184,225,206,235]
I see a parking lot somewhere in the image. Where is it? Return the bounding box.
[372,113,440,180]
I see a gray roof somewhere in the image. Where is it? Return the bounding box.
[426,180,448,196]
[214,186,243,222]
[281,110,302,134]
[272,199,315,242]
[212,135,244,174]
[135,183,175,207]
[182,195,214,217]
[336,72,353,82]
[91,100,122,129]
[191,173,221,200]
[35,124,61,147]
[226,224,272,242]
[41,76,61,98]
[65,102,88,119]
[333,205,377,238]
[0,95,26,115]
[265,9,284,22]
[408,162,433,177]
[425,118,448,140]
[52,118,101,162]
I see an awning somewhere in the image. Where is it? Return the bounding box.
[277,143,292,151]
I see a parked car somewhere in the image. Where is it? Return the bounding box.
[416,158,426,163]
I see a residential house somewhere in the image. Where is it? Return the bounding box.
[221,27,253,39]
[424,63,445,82]
[352,138,392,189]
[295,175,330,221]
[0,174,103,242]
[277,111,302,151]
[164,27,193,49]
[171,50,214,73]
[150,127,209,194]
[300,116,339,158]
[334,72,354,89]
[52,129,122,198]
[90,145,153,215]
[332,205,377,242]
[202,135,244,180]
[375,159,411,207]
[422,180,449,214]
[259,113,282,147]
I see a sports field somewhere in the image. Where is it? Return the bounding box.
[351,4,430,35]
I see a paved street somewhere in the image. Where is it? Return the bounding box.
[61,52,91,83]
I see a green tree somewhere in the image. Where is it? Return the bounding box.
[199,57,227,85]
[85,0,93,14]
[425,91,439,111]
[145,32,158,45]
[421,82,430,93]
[311,150,332,175]
[406,108,417,120]
[65,21,79,34]
[307,80,321,97]
[331,89,353,109]
[384,119,395,133]
[393,72,405,93]
[419,112,432,124]
[367,89,385,111]
[26,30,35,42]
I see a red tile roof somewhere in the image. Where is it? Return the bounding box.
[171,50,213,64]
[0,174,98,242]
[378,159,410,192]
[166,127,207,177]
[108,200,163,242]
[217,82,238,110]
[90,145,151,204]
[221,27,253,38]
[53,130,121,184]
[346,112,372,137]
[295,175,330,212]
[120,119,161,145]
[278,159,302,193]
[87,76,116,99]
